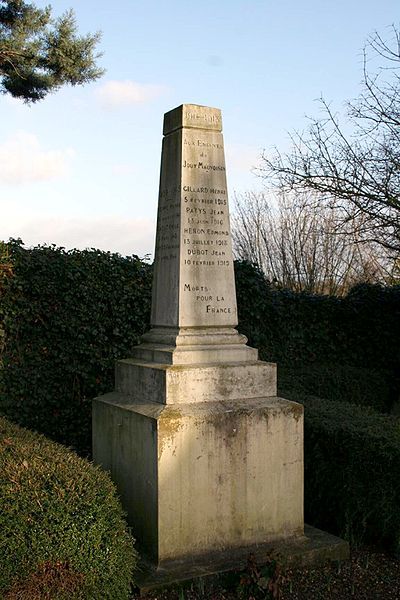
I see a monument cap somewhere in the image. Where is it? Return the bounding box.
[163,103,222,135]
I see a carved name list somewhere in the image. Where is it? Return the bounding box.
[151,104,237,330]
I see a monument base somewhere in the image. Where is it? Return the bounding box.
[137,327,258,365]
[134,525,349,594]
[115,359,277,404]
[93,389,304,565]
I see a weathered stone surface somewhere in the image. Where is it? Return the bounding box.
[93,392,304,564]
[134,525,350,593]
[144,103,251,364]
[115,359,277,404]
[131,338,258,365]
[163,103,222,135]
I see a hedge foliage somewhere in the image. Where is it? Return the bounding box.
[282,393,400,550]
[0,245,398,455]
[0,416,137,599]
[0,240,152,455]
[235,260,400,370]
[278,363,396,414]
[235,261,400,413]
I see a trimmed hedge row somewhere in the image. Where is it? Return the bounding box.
[235,261,400,371]
[0,245,399,456]
[0,416,137,599]
[283,392,400,550]
[235,261,400,413]
[0,240,152,456]
[278,363,395,414]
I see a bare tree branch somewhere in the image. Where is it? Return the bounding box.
[232,191,394,295]
[258,26,400,256]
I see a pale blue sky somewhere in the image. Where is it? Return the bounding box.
[1,0,398,256]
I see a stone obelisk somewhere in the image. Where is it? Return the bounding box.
[93,104,305,580]
[135,103,256,365]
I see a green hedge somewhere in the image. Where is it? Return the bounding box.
[250,273,399,374]
[235,260,400,372]
[283,392,400,550]
[0,416,137,599]
[235,261,400,412]
[0,240,152,456]
[278,364,395,414]
[0,247,398,455]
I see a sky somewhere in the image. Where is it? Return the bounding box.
[1,0,399,258]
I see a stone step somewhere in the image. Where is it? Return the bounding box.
[134,525,350,594]
[115,358,277,404]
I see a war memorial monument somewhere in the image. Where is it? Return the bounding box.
[93,104,348,590]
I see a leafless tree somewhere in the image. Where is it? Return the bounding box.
[232,191,393,295]
[258,26,400,257]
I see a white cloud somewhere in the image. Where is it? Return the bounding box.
[0,131,74,184]
[96,80,167,109]
[1,214,155,258]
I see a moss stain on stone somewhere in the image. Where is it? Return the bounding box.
[158,407,184,459]
[285,401,304,423]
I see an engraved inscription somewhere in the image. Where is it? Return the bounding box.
[155,187,181,262]
[183,160,226,171]
[152,105,239,328]
[184,109,221,127]
[179,129,236,320]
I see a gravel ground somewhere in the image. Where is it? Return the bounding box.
[132,547,400,599]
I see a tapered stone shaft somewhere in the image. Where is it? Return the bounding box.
[153,104,236,328]
[136,104,256,364]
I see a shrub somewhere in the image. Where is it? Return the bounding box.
[234,260,276,352]
[0,416,137,599]
[0,241,13,366]
[235,261,400,413]
[283,392,400,550]
[279,364,395,413]
[1,249,398,456]
[0,240,152,456]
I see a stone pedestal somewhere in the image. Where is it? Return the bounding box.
[93,392,303,565]
[93,104,347,588]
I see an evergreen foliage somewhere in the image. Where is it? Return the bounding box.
[0,0,103,101]
[235,261,400,413]
[284,394,400,550]
[0,416,136,599]
[0,246,399,456]
[0,240,152,456]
